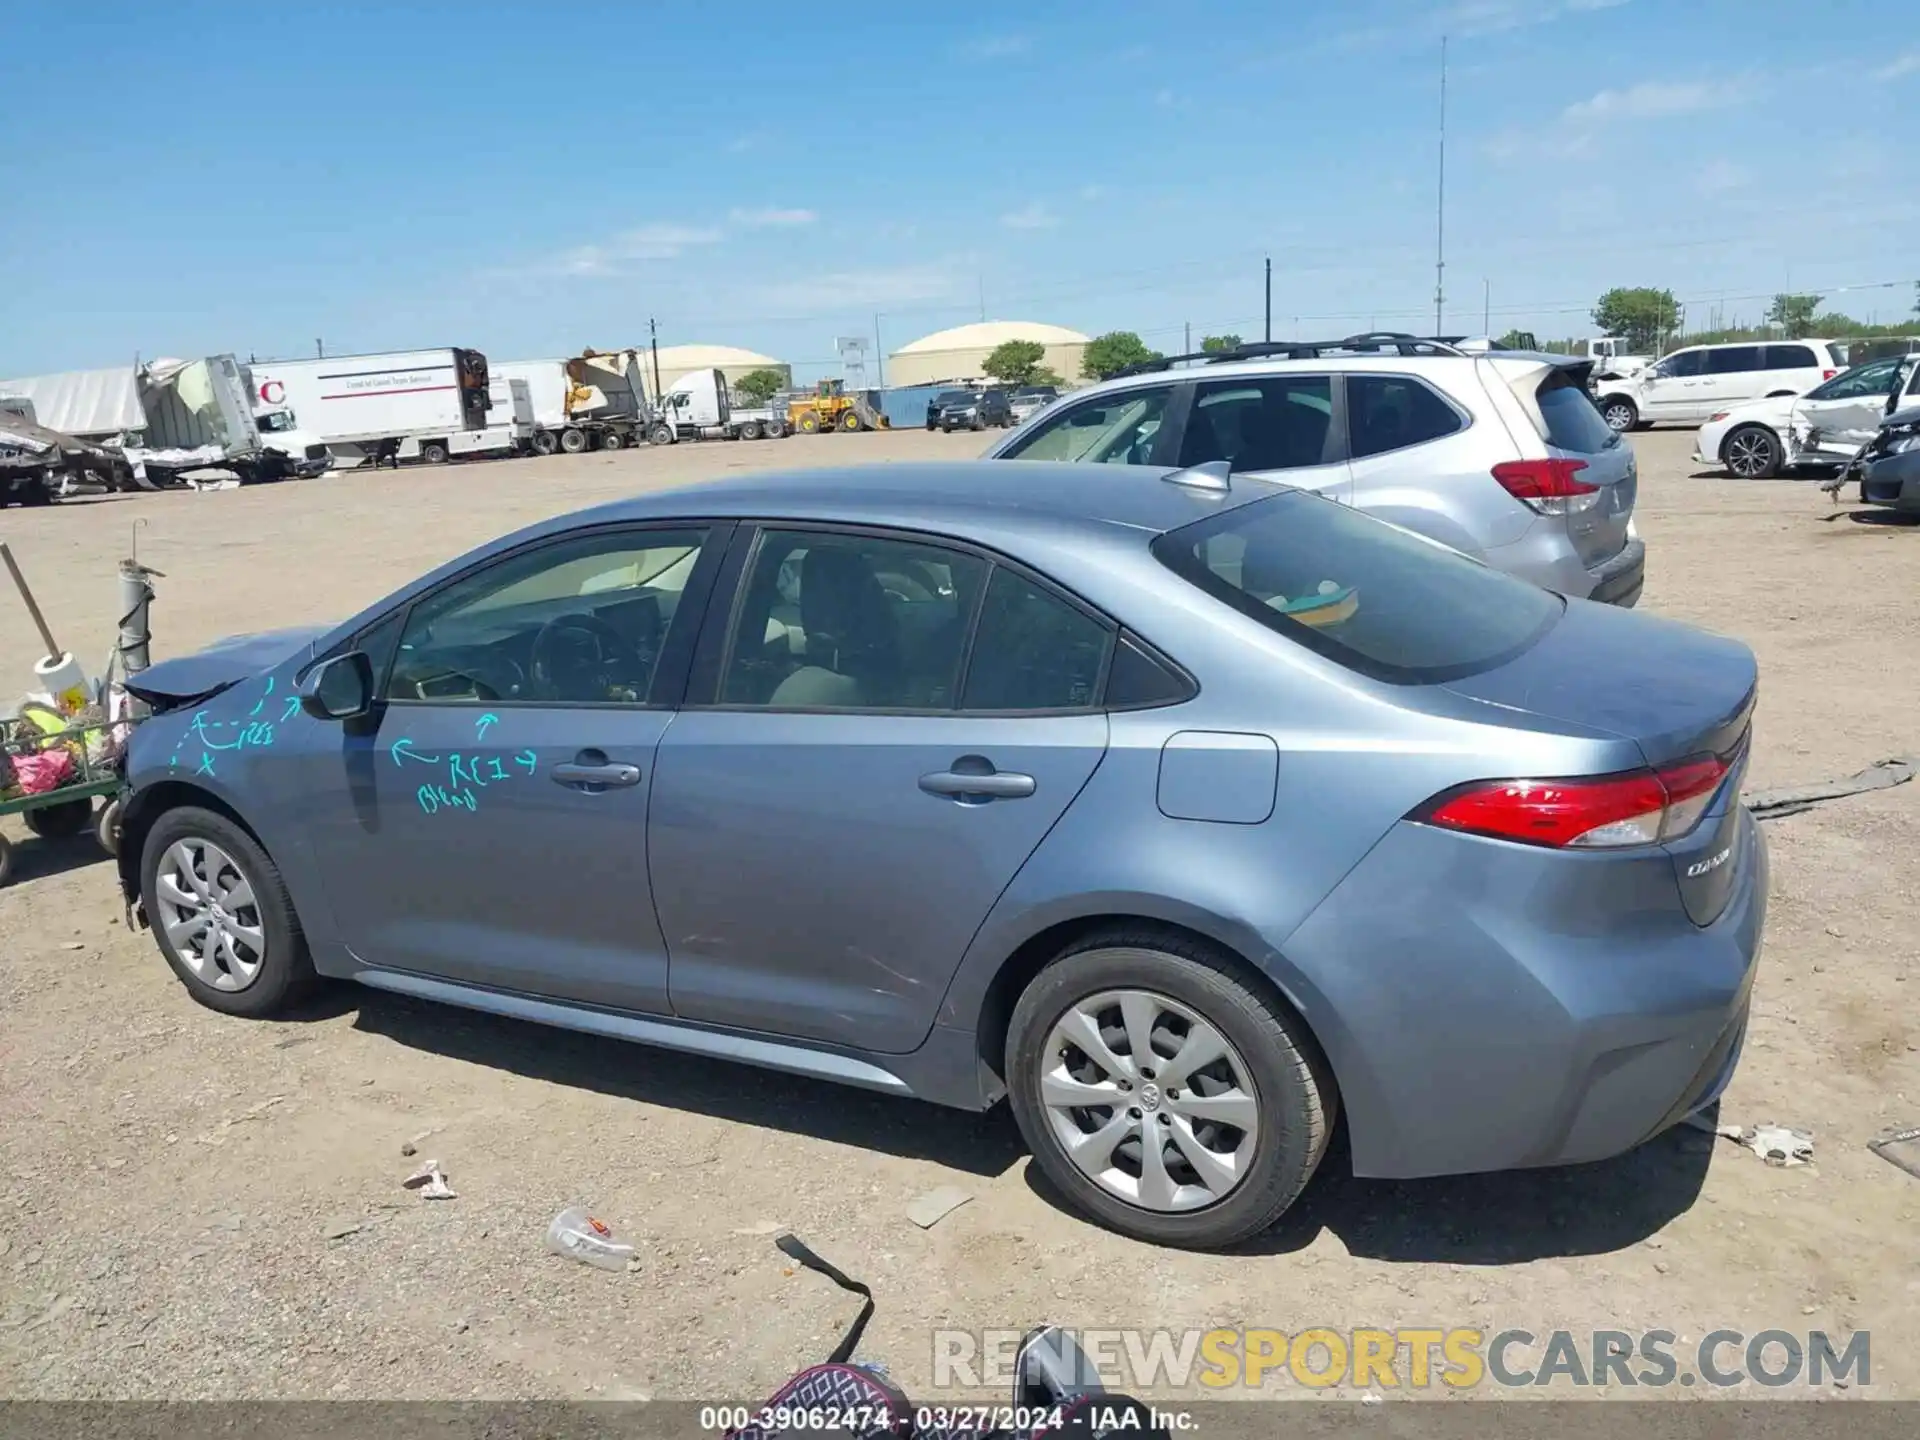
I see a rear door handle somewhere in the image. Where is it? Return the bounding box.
[552,761,642,790]
[919,769,1036,800]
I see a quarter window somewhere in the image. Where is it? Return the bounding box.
[1347,375,1465,458]
[385,528,708,705]
[999,386,1172,464]
[1765,344,1818,370]
[1178,375,1334,471]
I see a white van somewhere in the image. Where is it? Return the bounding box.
[1594,340,1844,432]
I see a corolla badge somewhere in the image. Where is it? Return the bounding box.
[1687,846,1733,879]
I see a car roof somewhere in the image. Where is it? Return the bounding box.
[567,461,1268,538]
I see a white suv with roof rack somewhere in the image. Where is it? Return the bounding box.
[983,333,1643,606]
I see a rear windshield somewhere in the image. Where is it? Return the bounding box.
[1535,374,1620,454]
[1152,491,1561,684]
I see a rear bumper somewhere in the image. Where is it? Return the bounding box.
[1275,807,1767,1180]
[1585,535,1645,607]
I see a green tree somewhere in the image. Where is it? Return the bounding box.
[1200,333,1243,354]
[982,338,1047,385]
[1027,365,1065,389]
[1591,287,1680,353]
[733,368,787,405]
[1080,331,1162,380]
[1494,328,1538,350]
[1767,293,1822,339]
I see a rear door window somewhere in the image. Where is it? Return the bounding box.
[1177,375,1333,471]
[1536,374,1621,452]
[1707,345,1764,374]
[1347,375,1465,458]
[999,385,1173,464]
[1153,491,1560,684]
[1765,344,1818,370]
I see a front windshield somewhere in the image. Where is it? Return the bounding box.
[256,410,298,433]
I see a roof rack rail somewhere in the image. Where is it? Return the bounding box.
[1104,332,1469,381]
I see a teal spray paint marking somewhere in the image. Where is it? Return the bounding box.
[514,750,537,773]
[281,695,301,723]
[475,712,499,741]
[389,737,440,767]
[195,754,216,777]
[248,675,277,717]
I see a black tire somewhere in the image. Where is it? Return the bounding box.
[532,430,559,456]
[1722,424,1781,479]
[0,834,12,887]
[797,410,822,434]
[420,441,450,465]
[558,428,589,454]
[599,429,625,452]
[737,420,761,441]
[140,805,318,1017]
[841,410,862,432]
[1599,396,1638,433]
[926,419,939,431]
[1005,931,1334,1249]
[647,422,675,446]
[23,798,92,840]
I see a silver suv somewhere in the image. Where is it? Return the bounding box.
[984,334,1643,606]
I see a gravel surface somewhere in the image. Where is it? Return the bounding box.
[0,428,1914,1401]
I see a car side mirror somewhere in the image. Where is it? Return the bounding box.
[300,651,374,720]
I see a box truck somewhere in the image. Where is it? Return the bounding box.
[245,347,493,468]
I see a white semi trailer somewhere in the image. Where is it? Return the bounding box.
[245,347,493,468]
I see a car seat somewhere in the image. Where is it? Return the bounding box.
[769,547,903,707]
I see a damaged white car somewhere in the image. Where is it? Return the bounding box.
[1694,354,1920,478]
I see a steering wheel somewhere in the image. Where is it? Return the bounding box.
[528,613,645,701]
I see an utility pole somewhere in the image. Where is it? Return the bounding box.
[648,317,662,400]
[1264,257,1272,342]
[874,313,885,386]
[1434,36,1448,337]
[1184,321,1192,352]
[316,338,324,358]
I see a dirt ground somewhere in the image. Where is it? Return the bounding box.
[1,428,1915,1403]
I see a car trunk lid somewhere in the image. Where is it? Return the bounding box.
[1442,600,1757,925]
[1485,356,1638,566]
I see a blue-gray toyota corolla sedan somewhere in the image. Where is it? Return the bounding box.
[117,461,1765,1249]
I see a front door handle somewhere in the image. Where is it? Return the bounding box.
[552,760,642,790]
[919,768,1036,800]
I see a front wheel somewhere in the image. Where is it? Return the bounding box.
[841,410,862,432]
[140,806,318,1017]
[796,410,822,434]
[1005,934,1333,1249]
[647,422,675,446]
[1723,424,1781,479]
[1599,396,1638,433]
[420,440,450,465]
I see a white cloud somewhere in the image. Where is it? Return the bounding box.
[1000,202,1059,231]
[1078,184,1106,201]
[1874,50,1920,81]
[963,35,1029,59]
[555,223,724,277]
[1697,158,1752,195]
[730,206,817,227]
[1565,0,1632,10]
[1311,0,1627,52]
[1561,77,1745,123]
[744,264,963,314]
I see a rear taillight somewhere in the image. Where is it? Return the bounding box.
[1413,755,1730,849]
[1821,369,1838,380]
[1493,458,1600,515]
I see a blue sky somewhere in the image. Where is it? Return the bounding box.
[3,0,1916,381]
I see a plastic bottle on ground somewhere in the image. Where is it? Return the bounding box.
[546,1206,635,1271]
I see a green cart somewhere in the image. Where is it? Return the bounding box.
[0,718,129,886]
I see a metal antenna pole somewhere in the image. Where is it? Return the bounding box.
[1264,257,1272,342]
[1434,36,1448,336]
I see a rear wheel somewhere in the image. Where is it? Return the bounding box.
[797,410,822,434]
[140,806,318,1017]
[1005,932,1333,1249]
[1599,396,1638,433]
[1723,424,1781,479]
[599,429,625,452]
[737,420,762,440]
[420,440,450,465]
[557,428,588,454]
[531,429,559,456]
[24,799,92,841]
